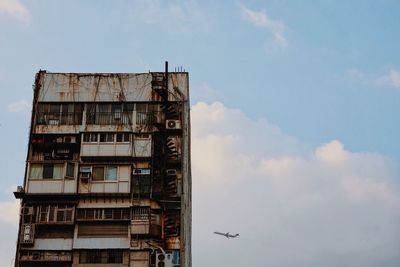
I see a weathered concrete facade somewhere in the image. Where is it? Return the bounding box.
[14,65,191,267]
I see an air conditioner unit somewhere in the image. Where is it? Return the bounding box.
[166,120,181,130]
[80,166,92,173]
[156,252,173,267]
[80,167,92,181]
[133,169,151,175]
[80,172,91,180]
[64,136,76,143]
[166,169,177,176]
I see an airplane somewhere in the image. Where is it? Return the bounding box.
[214,231,240,239]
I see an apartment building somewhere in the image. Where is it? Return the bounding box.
[13,63,191,267]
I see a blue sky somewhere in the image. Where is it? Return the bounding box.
[0,1,400,266]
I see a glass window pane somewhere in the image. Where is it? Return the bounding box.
[104,209,113,219]
[83,133,90,142]
[30,164,42,179]
[123,133,130,142]
[49,206,55,222]
[57,209,65,222]
[53,164,63,179]
[43,164,54,179]
[92,167,104,181]
[106,133,114,142]
[116,133,122,142]
[105,166,117,181]
[99,133,106,142]
[90,133,98,142]
[66,163,75,178]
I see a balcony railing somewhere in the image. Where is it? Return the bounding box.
[36,112,82,125]
[136,112,155,126]
[86,112,131,125]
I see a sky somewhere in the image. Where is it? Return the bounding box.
[0,0,400,266]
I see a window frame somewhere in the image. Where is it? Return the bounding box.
[91,165,118,182]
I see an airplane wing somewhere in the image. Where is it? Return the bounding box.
[227,233,240,238]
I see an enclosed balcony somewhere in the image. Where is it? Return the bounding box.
[80,133,152,158]
[34,103,83,134]
[130,207,162,237]
[26,162,77,194]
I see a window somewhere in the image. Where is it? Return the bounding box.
[79,250,123,264]
[66,163,75,178]
[37,204,74,223]
[31,164,63,179]
[90,133,98,142]
[30,164,42,179]
[83,133,98,143]
[39,205,49,222]
[99,133,114,143]
[86,103,132,125]
[132,207,150,221]
[106,133,114,142]
[43,164,54,179]
[105,166,117,181]
[36,103,83,125]
[133,176,151,194]
[92,167,105,181]
[116,133,130,142]
[92,166,118,181]
[76,208,130,221]
[99,133,115,142]
[56,205,73,222]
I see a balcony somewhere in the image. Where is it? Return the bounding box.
[81,134,152,158]
[34,112,83,134]
[36,112,82,126]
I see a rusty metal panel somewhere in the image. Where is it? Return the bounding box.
[38,73,154,102]
[166,236,181,250]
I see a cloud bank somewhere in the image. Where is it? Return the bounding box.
[192,102,400,267]
[1,101,399,266]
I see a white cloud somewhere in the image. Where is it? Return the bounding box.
[238,3,287,48]
[7,99,30,113]
[131,0,210,34]
[0,0,31,24]
[192,102,400,267]
[349,68,400,91]
[379,69,400,90]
